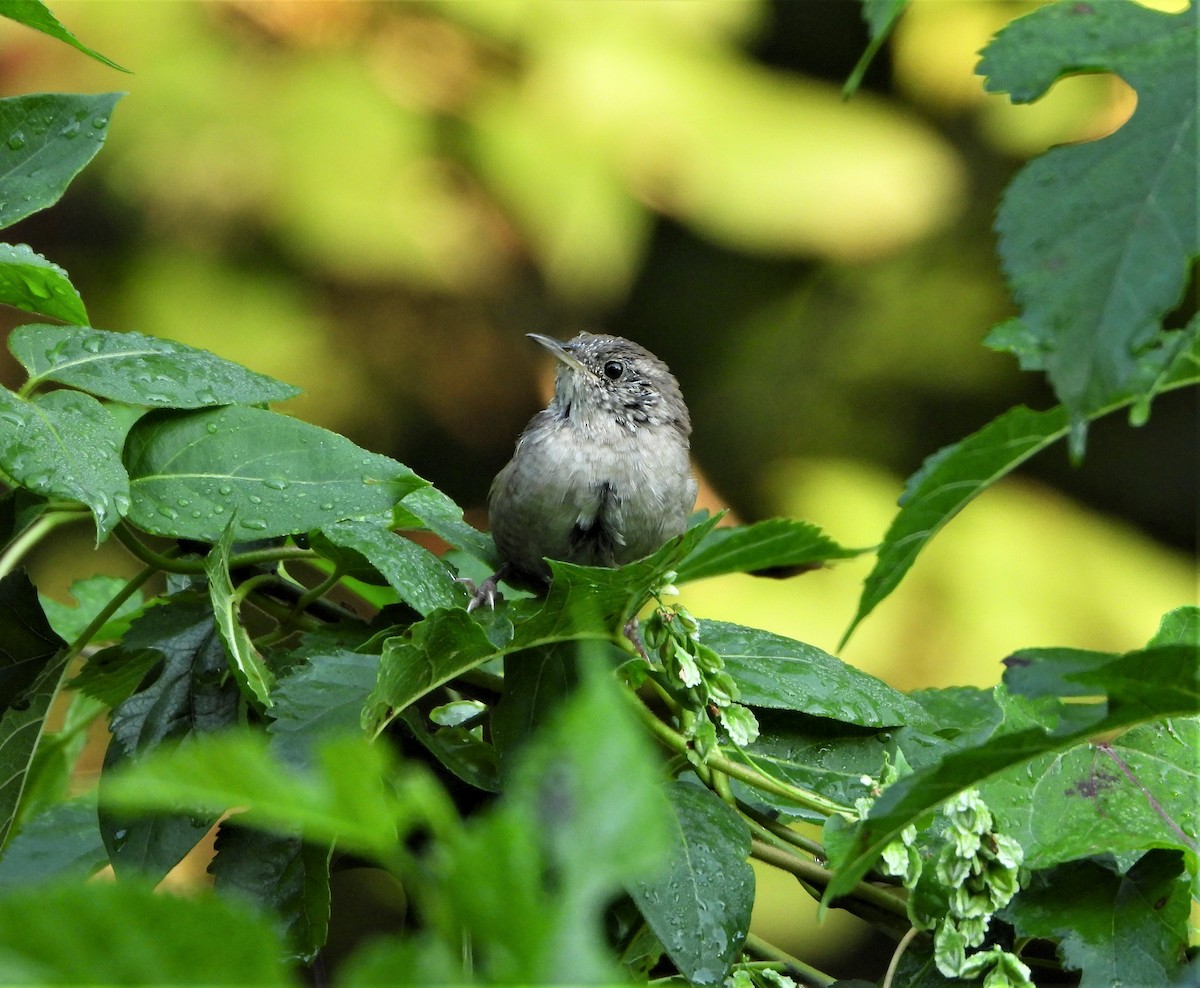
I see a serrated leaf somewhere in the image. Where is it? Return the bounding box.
[979,2,1199,446]
[0,245,87,323]
[823,643,1199,904]
[1003,851,1191,988]
[101,731,449,868]
[10,324,301,408]
[0,385,129,541]
[986,717,1198,870]
[209,823,331,964]
[124,405,425,541]
[0,795,107,889]
[0,0,128,72]
[0,93,121,229]
[675,517,861,584]
[630,782,753,986]
[704,620,930,729]
[0,571,66,849]
[843,328,1200,644]
[267,649,378,768]
[206,522,273,709]
[320,518,466,616]
[0,881,289,986]
[39,574,143,645]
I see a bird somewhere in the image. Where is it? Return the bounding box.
[468,331,697,610]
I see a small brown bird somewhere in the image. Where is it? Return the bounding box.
[470,332,697,609]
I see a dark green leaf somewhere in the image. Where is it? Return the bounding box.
[10,324,301,408]
[0,0,128,71]
[399,707,500,793]
[17,691,103,825]
[0,93,122,229]
[1002,645,1120,700]
[97,593,240,881]
[0,796,107,889]
[675,517,861,584]
[0,881,290,985]
[704,620,931,729]
[1004,851,1191,988]
[320,518,466,616]
[267,648,378,768]
[492,643,578,762]
[980,2,1199,445]
[823,644,1199,903]
[101,730,452,868]
[67,645,160,709]
[0,386,129,541]
[0,245,87,323]
[206,521,274,709]
[630,782,753,986]
[209,823,331,964]
[0,571,65,849]
[124,405,425,541]
[39,574,143,645]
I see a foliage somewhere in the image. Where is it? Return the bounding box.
[0,3,1195,987]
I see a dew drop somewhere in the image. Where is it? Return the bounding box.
[157,505,178,520]
[59,120,81,139]
[82,336,103,354]
[262,477,289,491]
[176,498,190,508]
[319,501,334,511]
[206,422,219,434]
[217,484,233,496]
[92,116,108,130]
[6,131,24,150]
[242,518,268,531]
[248,494,262,504]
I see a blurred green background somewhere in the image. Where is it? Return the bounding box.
[0,0,1193,978]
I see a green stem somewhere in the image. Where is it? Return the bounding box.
[65,560,164,662]
[629,694,847,817]
[742,933,835,987]
[0,509,88,579]
[741,804,826,859]
[750,838,908,921]
[881,926,919,988]
[115,521,319,575]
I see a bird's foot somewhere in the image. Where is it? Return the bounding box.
[460,565,510,613]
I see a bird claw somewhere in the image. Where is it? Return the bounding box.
[459,574,504,613]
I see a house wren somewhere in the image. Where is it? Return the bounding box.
[470,332,697,609]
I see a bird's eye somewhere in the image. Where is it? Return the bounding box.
[603,360,624,380]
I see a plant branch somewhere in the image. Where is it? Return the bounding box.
[0,508,89,579]
[742,933,835,987]
[749,838,908,921]
[65,560,164,662]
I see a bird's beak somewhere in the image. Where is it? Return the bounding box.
[527,334,587,374]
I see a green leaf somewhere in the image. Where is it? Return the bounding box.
[0,571,66,849]
[124,405,425,541]
[1149,605,1200,647]
[209,824,331,964]
[17,691,103,825]
[320,518,467,616]
[630,782,753,986]
[979,2,1199,446]
[10,324,301,408]
[844,0,909,98]
[0,386,129,541]
[1003,851,1191,988]
[267,648,378,768]
[823,643,1199,904]
[394,483,499,568]
[986,717,1198,870]
[101,730,452,868]
[206,522,274,709]
[704,620,930,729]
[438,661,670,984]
[0,93,122,230]
[399,707,500,793]
[39,574,143,645]
[0,881,290,986]
[337,935,462,987]
[675,517,861,584]
[0,796,107,889]
[0,0,128,72]
[0,245,87,323]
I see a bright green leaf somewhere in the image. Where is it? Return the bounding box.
[10,324,300,408]
[39,575,143,645]
[0,93,122,229]
[0,0,128,72]
[123,405,425,541]
[630,782,753,986]
[320,518,466,616]
[980,2,1199,446]
[206,522,274,709]
[0,245,87,323]
[0,881,291,986]
[0,386,129,541]
[394,483,499,567]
